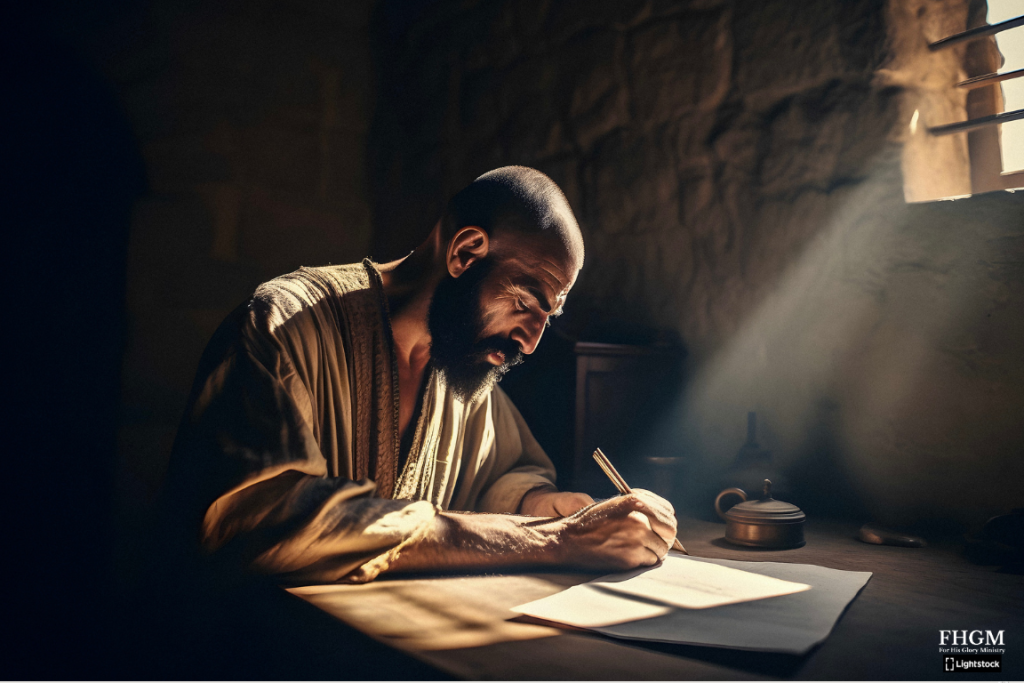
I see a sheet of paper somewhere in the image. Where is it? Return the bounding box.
[510,584,674,628]
[591,555,811,609]
[512,553,872,654]
[512,555,809,627]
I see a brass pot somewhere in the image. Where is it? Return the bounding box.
[714,480,805,549]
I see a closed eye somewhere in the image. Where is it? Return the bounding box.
[504,280,564,324]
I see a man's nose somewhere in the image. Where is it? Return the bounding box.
[511,312,546,355]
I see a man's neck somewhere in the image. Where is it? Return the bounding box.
[380,245,438,373]
[379,229,444,438]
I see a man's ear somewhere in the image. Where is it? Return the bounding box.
[446,226,489,277]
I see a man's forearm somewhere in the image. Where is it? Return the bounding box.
[384,490,678,576]
[385,511,565,574]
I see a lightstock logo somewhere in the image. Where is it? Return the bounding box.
[939,630,1005,673]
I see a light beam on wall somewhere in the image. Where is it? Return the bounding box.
[660,171,1019,527]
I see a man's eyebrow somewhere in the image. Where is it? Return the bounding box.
[526,286,554,313]
[515,273,554,312]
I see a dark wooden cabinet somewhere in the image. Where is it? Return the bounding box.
[573,342,685,497]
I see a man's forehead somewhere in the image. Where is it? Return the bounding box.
[498,246,577,298]
[491,232,578,290]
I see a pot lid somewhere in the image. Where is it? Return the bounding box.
[726,480,806,524]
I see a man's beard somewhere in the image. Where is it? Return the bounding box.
[427,259,524,402]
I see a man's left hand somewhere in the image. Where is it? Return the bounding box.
[519,489,595,517]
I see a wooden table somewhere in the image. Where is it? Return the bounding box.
[288,518,1023,680]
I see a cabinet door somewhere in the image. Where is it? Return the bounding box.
[574,343,684,495]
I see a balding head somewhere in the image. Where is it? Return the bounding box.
[426,167,583,401]
[442,166,584,271]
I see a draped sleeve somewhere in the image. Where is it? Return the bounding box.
[163,269,435,585]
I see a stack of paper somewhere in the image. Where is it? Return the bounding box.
[512,554,871,655]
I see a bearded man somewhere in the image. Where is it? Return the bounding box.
[163,166,677,584]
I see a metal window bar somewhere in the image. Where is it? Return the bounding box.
[928,14,1024,51]
[957,67,1024,90]
[925,14,1024,135]
[928,108,1024,136]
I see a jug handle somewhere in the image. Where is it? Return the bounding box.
[715,488,747,520]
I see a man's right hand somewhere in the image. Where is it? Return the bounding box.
[547,489,678,571]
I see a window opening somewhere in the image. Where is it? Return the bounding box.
[988,0,1024,172]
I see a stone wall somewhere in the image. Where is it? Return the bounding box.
[370,0,895,351]
[370,0,1024,529]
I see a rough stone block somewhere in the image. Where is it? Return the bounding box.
[837,90,901,179]
[495,56,573,160]
[648,0,730,16]
[673,110,720,164]
[563,31,630,150]
[711,113,763,179]
[587,127,680,237]
[677,160,727,242]
[733,0,845,95]
[760,94,848,196]
[544,0,648,43]
[456,0,540,73]
[628,10,731,124]
[758,81,897,196]
[836,0,888,78]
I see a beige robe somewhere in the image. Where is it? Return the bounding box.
[165,260,556,584]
